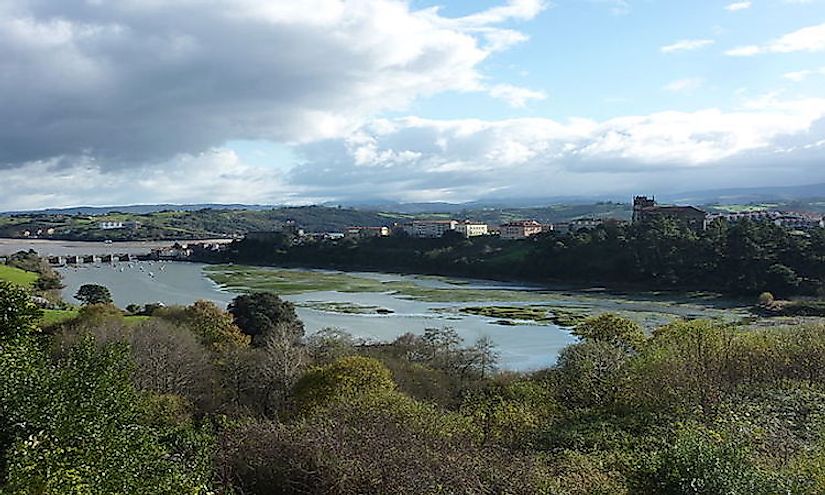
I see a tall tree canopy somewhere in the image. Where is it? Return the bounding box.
[228,292,304,346]
[74,284,113,305]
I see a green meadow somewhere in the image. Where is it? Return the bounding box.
[0,265,38,287]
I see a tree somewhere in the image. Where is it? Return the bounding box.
[293,356,396,410]
[1,331,213,494]
[183,300,250,352]
[417,326,463,367]
[74,283,113,305]
[0,281,42,339]
[251,324,308,417]
[126,320,215,410]
[465,336,500,379]
[573,313,646,352]
[765,263,801,296]
[555,340,632,408]
[460,378,557,448]
[228,293,304,346]
[757,292,775,307]
[653,422,773,495]
[306,327,359,363]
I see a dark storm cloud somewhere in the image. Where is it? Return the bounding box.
[0,0,534,167]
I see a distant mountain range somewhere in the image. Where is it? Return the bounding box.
[663,183,825,205]
[3,182,824,216]
[0,203,276,216]
[335,183,825,212]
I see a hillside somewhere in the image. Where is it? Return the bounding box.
[3,197,825,242]
[0,206,408,241]
[0,204,633,241]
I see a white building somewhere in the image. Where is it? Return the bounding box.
[499,220,544,240]
[568,217,604,232]
[775,213,824,230]
[454,221,488,238]
[707,211,823,230]
[706,211,780,224]
[402,220,458,238]
[99,221,124,230]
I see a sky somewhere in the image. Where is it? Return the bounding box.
[1,0,825,210]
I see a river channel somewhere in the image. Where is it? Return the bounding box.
[3,239,744,371]
[56,261,578,371]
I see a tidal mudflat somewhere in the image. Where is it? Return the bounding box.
[204,264,752,329]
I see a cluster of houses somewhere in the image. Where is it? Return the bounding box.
[98,220,142,230]
[705,210,825,230]
[308,218,610,241]
[148,240,231,260]
[8,220,141,238]
[344,220,543,240]
[16,227,56,238]
[243,195,825,245]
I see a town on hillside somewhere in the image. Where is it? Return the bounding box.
[250,195,825,245]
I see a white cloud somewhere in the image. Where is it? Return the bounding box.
[451,0,547,25]
[284,97,825,202]
[725,45,762,56]
[487,84,547,107]
[784,67,825,81]
[3,0,825,209]
[725,1,752,11]
[660,39,715,53]
[0,149,301,211]
[726,22,825,56]
[663,78,705,93]
[0,0,546,167]
[4,96,825,208]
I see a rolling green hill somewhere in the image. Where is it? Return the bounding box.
[2,198,823,242]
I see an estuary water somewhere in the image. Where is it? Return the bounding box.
[56,261,578,371]
[6,239,740,371]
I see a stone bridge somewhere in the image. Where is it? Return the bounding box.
[48,253,138,265]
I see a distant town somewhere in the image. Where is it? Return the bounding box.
[4,196,824,255]
[249,195,825,245]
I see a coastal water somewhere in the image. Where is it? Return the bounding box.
[6,239,739,372]
[56,261,577,371]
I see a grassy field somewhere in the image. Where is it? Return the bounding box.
[40,309,80,326]
[0,265,38,287]
[451,305,692,328]
[206,265,574,303]
[297,301,394,315]
[206,265,395,294]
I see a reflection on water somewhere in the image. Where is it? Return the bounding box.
[58,261,577,371]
